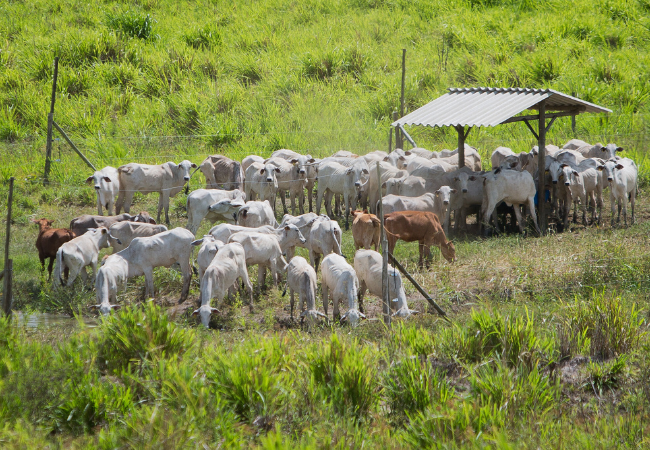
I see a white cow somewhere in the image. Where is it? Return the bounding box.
[563,139,591,150]
[244,162,280,208]
[270,149,318,213]
[53,228,114,288]
[367,161,409,214]
[382,175,427,197]
[227,232,287,290]
[265,157,307,215]
[598,158,638,226]
[208,223,275,244]
[186,189,246,234]
[307,216,343,269]
[559,159,603,227]
[86,166,119,216]
[362,150,389,165]
[481,168,541,235]
[449,169,484,231]
[236,200,279,228]
[316,160,369,229]
[381,188,455,234]
[198,155,243,190]
[95,227,194,305]
[321,254,364,326]
[354,249,418,319]
[193,242,254,327]
[108,222,168,252]
[383,149,415,168]
[116,160,197,224]
[242,155,265,173]
[575,143,623,160]
[285,256,326,325]
[191,235,225,281]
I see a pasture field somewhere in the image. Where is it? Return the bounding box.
[2,0,650,447]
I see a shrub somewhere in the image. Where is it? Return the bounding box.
[97,302,195,373]
[585,354,628,394]
[106,11,156,40]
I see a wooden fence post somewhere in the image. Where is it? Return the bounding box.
[44,57,59,186]
[3,177,14,316]
[376,162,391,327]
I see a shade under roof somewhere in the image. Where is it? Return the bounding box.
[391,87,612,129]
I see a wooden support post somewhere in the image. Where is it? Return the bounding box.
[571,114,576,135]
[456,124,466,168]
[377,161,390,327]
[400,48,406,119]
[388,125,393,153]
[3,177,14,316]
[388,251,449,321]
[538,100,547,234]
[53,121,96,171]
[392,111,401,150]
[43,57,59,186]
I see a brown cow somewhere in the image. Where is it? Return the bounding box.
[384,210,456,268]
[351,210,380,251]
[31,218,76,280]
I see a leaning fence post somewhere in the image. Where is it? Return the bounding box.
[376,162,391,327]
[3,177,15,316]
[44,57,59,186]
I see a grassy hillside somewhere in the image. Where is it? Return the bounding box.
[2,0,650,448]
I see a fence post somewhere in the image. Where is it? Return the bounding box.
[392,111,401,150]
[376,162,391,327]
[44,57,59,186]
[3,177,14,316]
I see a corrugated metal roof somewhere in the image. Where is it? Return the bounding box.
[391,87,612,128]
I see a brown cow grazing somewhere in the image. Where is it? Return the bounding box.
[384,210,456,268]
[31,218,76,280]
[351,210,381,251]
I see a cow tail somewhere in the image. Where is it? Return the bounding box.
[54,248,64,286]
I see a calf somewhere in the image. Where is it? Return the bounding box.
[384,211,456,268]
[116,160,197,224]
[354,249,417,318]
[193,242,254,327]
[351,210,380,251]
[321,253,365,326]
[86,166,119,216]
[70,211,155,237]
[199,155,243,190]
[191,235,225,281]
[481,168,541,235]
[186,188,246,234]
[31,218,76,280]
[598,158,638,226]
[244,162,280,209]
[96,227,194,306]
[53,228,114,288]
[285,256,326,324]
[381,188,455,234]
[108,222,169,252]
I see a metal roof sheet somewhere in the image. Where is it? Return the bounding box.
[391,87,612,128]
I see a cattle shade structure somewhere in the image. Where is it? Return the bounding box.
[390,87,612,233]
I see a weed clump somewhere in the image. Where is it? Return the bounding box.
[106,11,156,40]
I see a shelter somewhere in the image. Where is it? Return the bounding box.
[391,87,611,232]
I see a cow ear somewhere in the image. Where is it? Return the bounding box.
[290,158,299,164]
[434,189,440,196]
[275,167,281,173]
[308,158,316,163]
[494,168,501,174]
[616,164,624,170]
[111,305,122,310]
[191,238,204,246]
[383,156,389,161]
[192,309,200,316]
[259,168,265,175]
[284,225,291,230]
[191,163,198,168]
[597,165,604,171]
[149,217,156,224]
[362,168,369,174]
[560,164,568,168]
[381,182,386,188]
[85,176,94,184]
[469,176,476,181]
[345,168,353,174]
[404,151,411,156]
[572,170,579,176]
[451,189,457,194]
[103,176,112,183]
[398,156,405,161]
[616,147,624,152]
[101,228,108,234]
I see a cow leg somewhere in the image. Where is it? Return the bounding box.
[512,204,525,234]
[358,280,366,314]
[527,197,541,235]
[316,187,325,216]
[564,195,572,229]
[163,191,172,225]
[238,267,254,313]
[107,198,115,216]
[324,190,334,218]
[179,259,192,303]
[66,261,80,287]
[290,288,295,320]
[143,267,155,299]
[418,242,424,269]
[257,265,265,292]
[322,283,329,316]
[631,189,636,225]
[280,189,288,215]
[298,189,305,215]
[622,194,628,227]
[344,193,351,230]
[46,257,53,280]
[333,293,341,322]
[97,195,103,216]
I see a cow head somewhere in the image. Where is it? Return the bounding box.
[434,186,455,206]
[175,160,198,182]
[31,218,54,229]
[86,172,113,190]
[193,304,220,328]
[281,224,307,247]
[340,309,366,327]
[90,303,122,316]
[441,240,456,263]
[453,173,476,194]
[133,211,156,224]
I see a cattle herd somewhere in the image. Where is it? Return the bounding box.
[30,139,638,327]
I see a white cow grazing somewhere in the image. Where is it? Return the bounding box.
[53,228,113,288]
[316,160,369,229]
[186,188,246,234]
[208,223,275,244]
[190,235,225,281]
[367,161,409,214]
[242,155,265,173]
[381,187,455,234]
[321,254,364,326]
[563,139,591,150]
[481,168,541,235]
[307,216,343,269]
[86,166,119,216]
[354,249,418,319]
[108,222,168,252]
[96,227,194,306]
[560,159,603,227]
[194,242,254,327]
[236,200,279,228]
[228,231,287,291]
[575,143,623,160]
[382,175,427,197]
[116,160,197,224]
[206,198,246,225]
[598,158,638,226]
[244,162,280,208]
[265,157,307,215]
[285,256,326,325]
